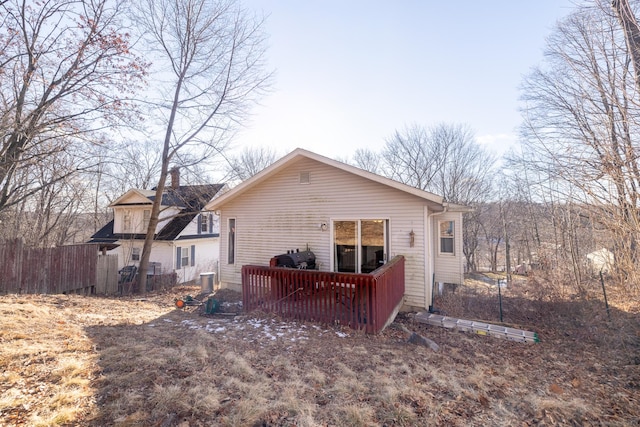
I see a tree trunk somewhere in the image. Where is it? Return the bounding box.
[613,0,640,92]
[136,171,168,294]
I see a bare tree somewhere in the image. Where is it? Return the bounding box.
[382,123,495,204]
[382,124,445,192]
[0,0,146,213]
[224,145,278,182]
[1,146,96,247]
[613,0,640,91]
[463,205,483,272]
[116,141,163,191]
[517,0,640,291]
[480,203,503,273]
[133,0,272,292]
[382,123,496,270]
[351,148,382,174]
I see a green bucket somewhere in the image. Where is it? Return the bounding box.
[204,297,220,314]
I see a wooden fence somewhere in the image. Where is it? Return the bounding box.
[0,239,118,295]
[97,254,119,294]
[242,255,405,334]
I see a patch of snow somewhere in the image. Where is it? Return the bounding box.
[166,312,348,344]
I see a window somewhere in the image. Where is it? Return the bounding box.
[131,247,140,261]
[198,213,215,234]
[299,171,310,184]
[439,220,455,254]
[176,245,195,269]
[200,214,208,233]
[181,246,189,267]
[123,210,131,232]
[333,219,388,273]
[228,218,236,264]
[143,210,151,230]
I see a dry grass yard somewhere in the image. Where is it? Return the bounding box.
[1,275,639,426]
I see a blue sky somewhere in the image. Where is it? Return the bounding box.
[236,1,576,160]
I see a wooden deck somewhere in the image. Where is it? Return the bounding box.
[241,255,405,333]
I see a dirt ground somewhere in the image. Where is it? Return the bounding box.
[1,274,639,426]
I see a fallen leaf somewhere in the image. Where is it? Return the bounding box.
[549,383,564,394]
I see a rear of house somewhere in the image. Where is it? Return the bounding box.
[208,148,466,310]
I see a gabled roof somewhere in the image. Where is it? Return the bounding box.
[109,189,156,207]
[110,185,226,210]
[153,184,225,240]
[207,148,456,212]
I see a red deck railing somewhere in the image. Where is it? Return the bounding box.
[241,255,405,334]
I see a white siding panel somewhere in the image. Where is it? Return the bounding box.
[432,211,464,285]
[174,238,220,283]
[219,158,435,308]
[113,207,147,234]
[113,206,174,234]
[177,213,220,238]
[181,215,199,236]
[110,240,173,272]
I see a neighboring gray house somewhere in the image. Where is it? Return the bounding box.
[206,148,468,310]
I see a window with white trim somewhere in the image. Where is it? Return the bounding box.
[201,214,208,233]
[131,247,140,261]
[176,245,195,269]
[439,220,455,254]
[181,246,189,267]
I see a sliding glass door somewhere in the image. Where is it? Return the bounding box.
[333,219,388,273]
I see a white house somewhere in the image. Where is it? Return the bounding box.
[206,148,469,310]
[89,169,226,284]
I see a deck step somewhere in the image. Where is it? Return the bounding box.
[414,312,540,343]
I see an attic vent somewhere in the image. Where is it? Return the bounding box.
[299,171,310,184]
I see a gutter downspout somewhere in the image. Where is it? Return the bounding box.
[427,203,449,312]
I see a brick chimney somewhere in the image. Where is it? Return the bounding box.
[169,167,180,190]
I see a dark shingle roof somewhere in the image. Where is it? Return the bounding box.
[152,184,224,240]
[150,184,225,210]
[88,219,148,242]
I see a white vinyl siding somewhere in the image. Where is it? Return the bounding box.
[177,213,220,237]
[143,210,151,230]
[122,210,132,232]
[433,211,464,285]
[216,157,460,308]
[113,206,170,234]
